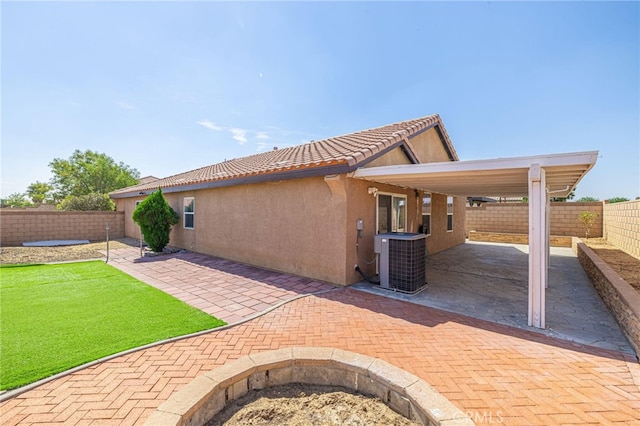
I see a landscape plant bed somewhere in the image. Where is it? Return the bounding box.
[582,238,640,292]
[0,261,225,391]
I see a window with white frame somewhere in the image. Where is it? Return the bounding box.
[447,196,454,232]
[421,194,431,235]
[377,193,407,233]
[183,197,194,229]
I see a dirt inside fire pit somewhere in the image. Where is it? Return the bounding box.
[206,384,418,426]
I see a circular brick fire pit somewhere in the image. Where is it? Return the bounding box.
[145,347,473,426]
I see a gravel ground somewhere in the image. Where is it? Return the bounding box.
[0,239,137,264]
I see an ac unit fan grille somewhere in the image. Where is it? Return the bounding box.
[388,238,426,292]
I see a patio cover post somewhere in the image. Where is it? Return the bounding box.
[546,191,550,289]
[528,163,547,328]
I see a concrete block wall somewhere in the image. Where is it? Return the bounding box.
[603,200,640,260]
[0,210,124,246]
[466,202,603,238]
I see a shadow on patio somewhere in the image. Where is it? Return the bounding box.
[351,240,636,357]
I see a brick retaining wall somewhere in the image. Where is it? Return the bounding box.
[0,210,124,246]
[574,239,640,357]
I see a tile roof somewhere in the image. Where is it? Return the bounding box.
[111,114,457,197]
[138,176,160,184]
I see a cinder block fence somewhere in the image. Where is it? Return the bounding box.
[466,202,603,238]
[603,200,640,260]
[0,210,124,246]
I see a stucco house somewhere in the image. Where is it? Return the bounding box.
[110,114,467,286]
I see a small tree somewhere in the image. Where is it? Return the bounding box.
[132,189,179,252]
[58,193,115,211]
[26,181,53,204]
[578,211,599,239]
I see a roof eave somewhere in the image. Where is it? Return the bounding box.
[110,162,354,199]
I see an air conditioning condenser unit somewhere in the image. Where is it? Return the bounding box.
[374,232,427,293]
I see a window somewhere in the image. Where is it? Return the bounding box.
[183,197,194,229]
[447,196,454,232]
[421,194,431,235]
[377,193,407,233]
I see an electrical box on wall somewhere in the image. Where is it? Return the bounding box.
[356,219,363,231]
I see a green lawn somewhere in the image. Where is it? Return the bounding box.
[0,261,225,391]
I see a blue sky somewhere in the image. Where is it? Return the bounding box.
[2,1,639,200]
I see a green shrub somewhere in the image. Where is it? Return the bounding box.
[1,193,33,208]
[606,197,629,204]
[57,193,115,211]
[132,189,179,252]
[576,196,599,202]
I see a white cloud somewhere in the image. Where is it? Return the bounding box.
[255,131,269,140]
[197,120,223,131]
[230,128,247,144]
[117,101,135,110]
[256,142,270,152]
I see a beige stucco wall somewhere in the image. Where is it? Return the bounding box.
[343,178,420,284]
[118,176,465,286]
[365,147,412,168]
[603,200,640,260]
[406,127,452,163]
[118,176,349,285]
[426,193,467,255]
[465,202,604,237]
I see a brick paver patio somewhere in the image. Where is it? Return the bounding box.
[106,247,335,324]
[1,250,639,425]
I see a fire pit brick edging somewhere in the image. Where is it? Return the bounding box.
[145,347,473,426]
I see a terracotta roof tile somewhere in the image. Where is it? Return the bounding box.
[110,114,457,197]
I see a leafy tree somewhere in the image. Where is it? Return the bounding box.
[576,196,599,202]
[26,181,53,204]
[606,197,629,204]
[57,193,116,211]
[1,193,33,208]
[132,189,179,252]
[49,149,140,197]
